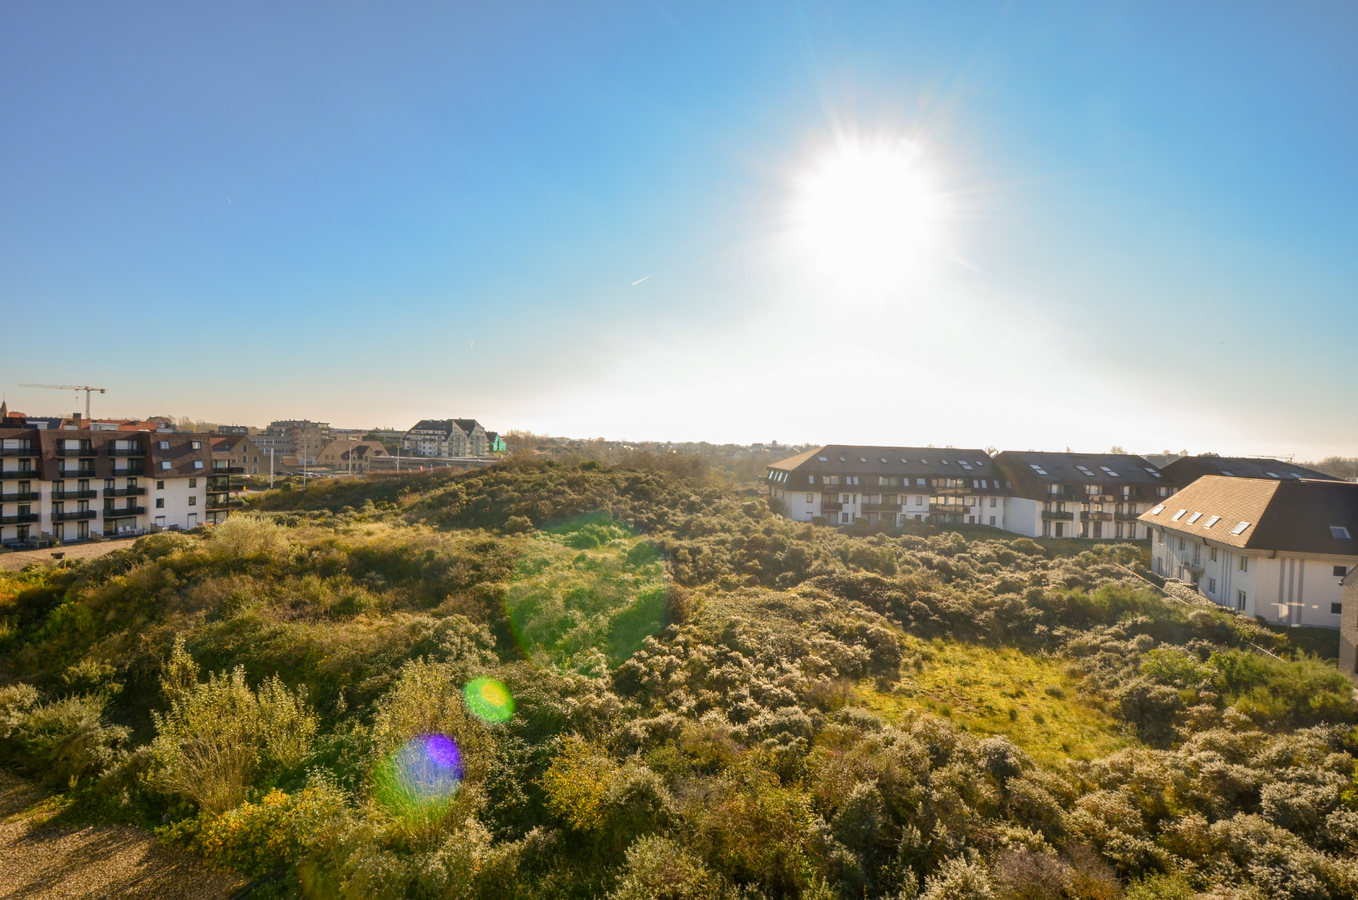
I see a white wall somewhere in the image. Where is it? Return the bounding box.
[1002,498,1041,537]
[150,475,207,531]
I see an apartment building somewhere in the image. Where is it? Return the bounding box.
[1141,476,1358,627]
[990,451,1170,540]
[1160,455,1337,487]
[315,439,390,473]
[0,429,239,546]
[403,419,489,458]
[212,433,269,476]
[765,445,1010,527]
[255,420,333,465]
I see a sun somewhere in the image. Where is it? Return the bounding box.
[788,136,947,293]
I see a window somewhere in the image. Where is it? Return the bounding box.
[189,478,197,488]
[161,461,171,470]
[1330,527,1352,540]
[1231,521,1250,535]
[188,496,197,506]
[1208,578,1216,593]
[155,498,165,509]
[1210,546,1217,561]
[806,493,813,503]
[1334,565,1348,577]
[156,480,165,489]
[1236,590,1246,611]
[990,497,997,507]
[989,516,996,525]
[1239,556,1248,572]
[1171,509,1187,521]
[1150,505,1164,515]
[1265,471,1279,479]
[191,440,202,450]
[916,478,925,486]
[1219,470,1234,477]
[817,456,827,462]
[1332,603,1343,615]
[1204,515,1220,529]
[158,441,169,449]
[1187,512,1202,524]
[807,475,815,484]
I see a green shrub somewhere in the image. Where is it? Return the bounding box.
[6,692,128,786]
[183,782,347,876]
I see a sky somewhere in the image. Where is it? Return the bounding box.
[2,2,1356,458]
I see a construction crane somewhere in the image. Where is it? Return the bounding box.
[19,384,107,419]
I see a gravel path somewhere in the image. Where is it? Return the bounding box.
[0,538,142,573]
[0,773,248,899]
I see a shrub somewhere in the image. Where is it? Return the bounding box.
[6,692,128,786]
[188,782,347,876]
[608,835,730,900]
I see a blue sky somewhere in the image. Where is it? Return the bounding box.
[2,2,1355,457]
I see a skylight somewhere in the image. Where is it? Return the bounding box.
[960,462,972,470]
[1266,472,1279,479]
[942,459,950,465]
[900,458,909,464]
[1144,467,1162,478]
[1219,470,1234,476]
[818,456,828,462]
[1076,466,1095,476]
[1187,512,1202,524]
[1101,467,1120,477]
[974,461,985,468]
[1150,505,1165,515]
[1231,522,1251,535]
[839,456,846,462]
[880,458,887,463]
[1331,527,1352,540]
[1029,464,1049,475]
[1171,509,1187,521]
[920,459,928,464]
[859,457,867,463]
[1204,516,1220,528]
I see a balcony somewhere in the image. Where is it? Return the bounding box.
[51,509,97,522]
[820,501,844,512]
[212,465,246,475]
[1083,511,1114,522]
[861,502,900,512]
[0,470,39,480]
[108,446,146,457]
[1041,510,1075,521]
[0,513,39,525]
[56,447,96,457]
[1182,560,1204,574]
[0,491,41,503]
[1114,511,1141,522]
[930,503,970,515]
[206,499,245,511]
[0,446,37,456]
[50,489,98,500]
[104,487,146,497]
[103,506,146,518]
[111,467,146,477]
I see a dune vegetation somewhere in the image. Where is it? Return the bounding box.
[1,457,1356,899]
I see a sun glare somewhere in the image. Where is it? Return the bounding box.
[789,137,946,293]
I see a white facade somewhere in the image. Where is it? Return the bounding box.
[1151,526,1354,627]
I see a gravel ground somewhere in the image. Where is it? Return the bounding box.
[0,538,142,573]
[0,773,248,899]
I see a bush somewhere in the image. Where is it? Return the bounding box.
[608,835,730,900]
[5,692,128,786]
[186,783,347,876]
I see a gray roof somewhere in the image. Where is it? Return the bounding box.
[1158,455,1339,486]
[993,451,1166,499]
[768,444,1007,488]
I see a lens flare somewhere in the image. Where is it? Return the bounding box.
[463,677,515,724]
[373,734,463,814]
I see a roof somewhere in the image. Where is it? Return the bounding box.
[453,419,484,436]
[767,444,1005,482]
[1159,455,1339,486]
[1140,475,1358,556]
[993,451,1166,498]
[0,429,214,479]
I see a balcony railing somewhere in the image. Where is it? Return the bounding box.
[103,506,146,518]
[1083,512,1114,522]
[56,447,96,457]
[0,446,37,456]
[59,469,96,479]
[820,502,844,512]
[111,467,146,477]
[50,489,98,500]
[212,465,246,474]
[930,503,971,514]
[51,510,97,522]
[206,500,245,511]
[0,491,41,503]
[1041,510,1075,521]
[0,513,39,525]
[1114,511,1140,521]
[0,470,38,480]
[104,487,146,497]
[861,502,900,512]
[108,446,146,456]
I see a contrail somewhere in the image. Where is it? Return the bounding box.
[631,275,652,286]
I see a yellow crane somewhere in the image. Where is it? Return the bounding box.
[19,383,107,419]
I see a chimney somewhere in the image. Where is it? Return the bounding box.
[74,412,82,424]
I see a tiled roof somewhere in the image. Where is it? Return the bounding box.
[1159,455,1338,486]
[1140,475,1358,556]
[993,451,1165,498]
[768,444,1005,482]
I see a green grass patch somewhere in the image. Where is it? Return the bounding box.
[859,636,1129,762]
[506,516,666,669]
[1266,625,1340,660]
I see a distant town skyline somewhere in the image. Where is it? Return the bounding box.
[3,3,1356,458]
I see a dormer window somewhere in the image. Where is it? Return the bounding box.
[159,441,169,449]
[1231,521,1251,535]
[191,441,202,450]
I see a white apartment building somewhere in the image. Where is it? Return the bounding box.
[402,419,489,458]
[0,429,238,547]
[766,445,1010,528]
[1141,476,1358,628]
[992,451,1170,541]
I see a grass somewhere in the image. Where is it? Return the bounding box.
[505,515,667,668]
[858,635,1129,763]
[1267,625,1340,660]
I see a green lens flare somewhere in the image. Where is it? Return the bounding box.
[463,677,515,724]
